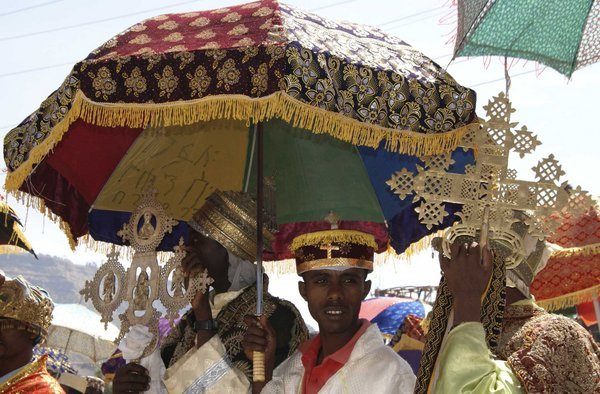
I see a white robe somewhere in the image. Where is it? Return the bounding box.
[262,323,416,394]
[151,289,250,393]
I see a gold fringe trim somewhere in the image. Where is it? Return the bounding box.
[9,191,78,251]
[290,229,378,252]
[384,230,444,262]
[6,90,477,193]
[551,243,600,258]
[82,236,175,264]
[536,284,600,311]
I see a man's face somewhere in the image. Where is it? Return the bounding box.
[186,230,230,292]
[299,268,371,335]
[0,319,35,360]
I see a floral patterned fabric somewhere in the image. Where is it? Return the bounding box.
[4,0,476,173]
[497,302,600,393]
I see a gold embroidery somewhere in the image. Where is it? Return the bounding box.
[190,16,210,27]
[201,41,221,50]
[163,32,184,42]
[124,67,147,97]
[195,29,216,40]
[187,65,211,98]
[228,24,249,36]
[173,51,194,70]
[296,258,373,274]
[252,7,274,17]
[158,20,178,30]
[129,34,152,45]
[151,14,169,21]
[89,67,116,100]
[130,23,147,32]
[180,12,200,18]
[250,63,268,95]
[211,7,230,14]
[130,47,154,56]
[216,59,240,91]
[235,37,256,47]
[260,18,274,30]
[221,12,242,23]
[155,65,179,98]
[241,2,261,9]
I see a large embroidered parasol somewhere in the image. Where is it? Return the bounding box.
[3,0,477,255]
[530,198,600,311]
[453,0,600,77]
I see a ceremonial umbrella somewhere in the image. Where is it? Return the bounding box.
[0,200,36,257]
[47,303,119,363]
[453,0,600,77]
[359,296,426,336]
[530,198,600,311]
[3,0,477,257]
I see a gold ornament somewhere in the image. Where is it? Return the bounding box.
[388,92,592,269]
[81,189,198,358]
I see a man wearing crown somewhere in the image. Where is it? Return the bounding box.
[434,232,600,393]
[0,272,65,393]
[242,225,416,393]
[112,190,308,393]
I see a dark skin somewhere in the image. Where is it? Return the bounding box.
[439,241,494,326]
[113,230,231,394]
[243,268,371,394]
[0,274,37,377]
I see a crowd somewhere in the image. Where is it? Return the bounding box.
[1,190,599,393]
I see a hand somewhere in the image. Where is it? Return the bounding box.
[440,241,493,325]
[242,315,276,380]
[112,363,150,394]
[181,247,211,318]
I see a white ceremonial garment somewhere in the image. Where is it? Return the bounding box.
[162,288,250,393]
[262,323,416,394]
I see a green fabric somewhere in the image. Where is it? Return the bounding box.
[246,118,384,224]
[435,322,524,393]
[457,0,594,77]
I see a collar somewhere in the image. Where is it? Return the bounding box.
[300,319,370,367]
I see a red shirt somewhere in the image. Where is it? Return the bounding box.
[299,319,370,394]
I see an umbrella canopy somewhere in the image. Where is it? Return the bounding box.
[47,303,119,363]
[3,0,477,255]
[453,0,600,77]
[0,200,36,257]
[359,296,426,335]
[531,199,600,310]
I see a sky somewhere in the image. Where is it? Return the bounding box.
[0,0,598,304]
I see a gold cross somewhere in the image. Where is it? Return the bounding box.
[319,243,340,259]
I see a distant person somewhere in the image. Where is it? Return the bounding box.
[243,226,416,393]
[0,272,64,393]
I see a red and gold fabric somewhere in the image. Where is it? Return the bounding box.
[531,201,600,310]
[0,355,65,394]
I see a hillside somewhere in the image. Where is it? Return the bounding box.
[0,254,98,303]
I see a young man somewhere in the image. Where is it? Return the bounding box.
[435,238,600,393]
[0,273,64,393]
[112,191,307,393]
[243,227,416,393]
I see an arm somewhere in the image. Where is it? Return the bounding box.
[435,323,523,393]
[435,242,523,393]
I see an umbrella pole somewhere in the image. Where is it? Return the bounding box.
[253,121,266,382]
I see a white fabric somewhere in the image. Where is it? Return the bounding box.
[227,252,256,292]
[163,335,249,393]
[263,323,416,393]
[119,325,166,394]
[58,372,88,392]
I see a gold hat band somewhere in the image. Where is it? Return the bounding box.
[296,258,373,274]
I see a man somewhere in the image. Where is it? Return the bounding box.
[435,237,600,393]
[0,272,64,393]
[112,190,308,393]
[243,227,416,393]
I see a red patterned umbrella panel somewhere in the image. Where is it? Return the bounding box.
[531,199,600,311]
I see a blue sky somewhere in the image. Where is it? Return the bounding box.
[0,0,598,294]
